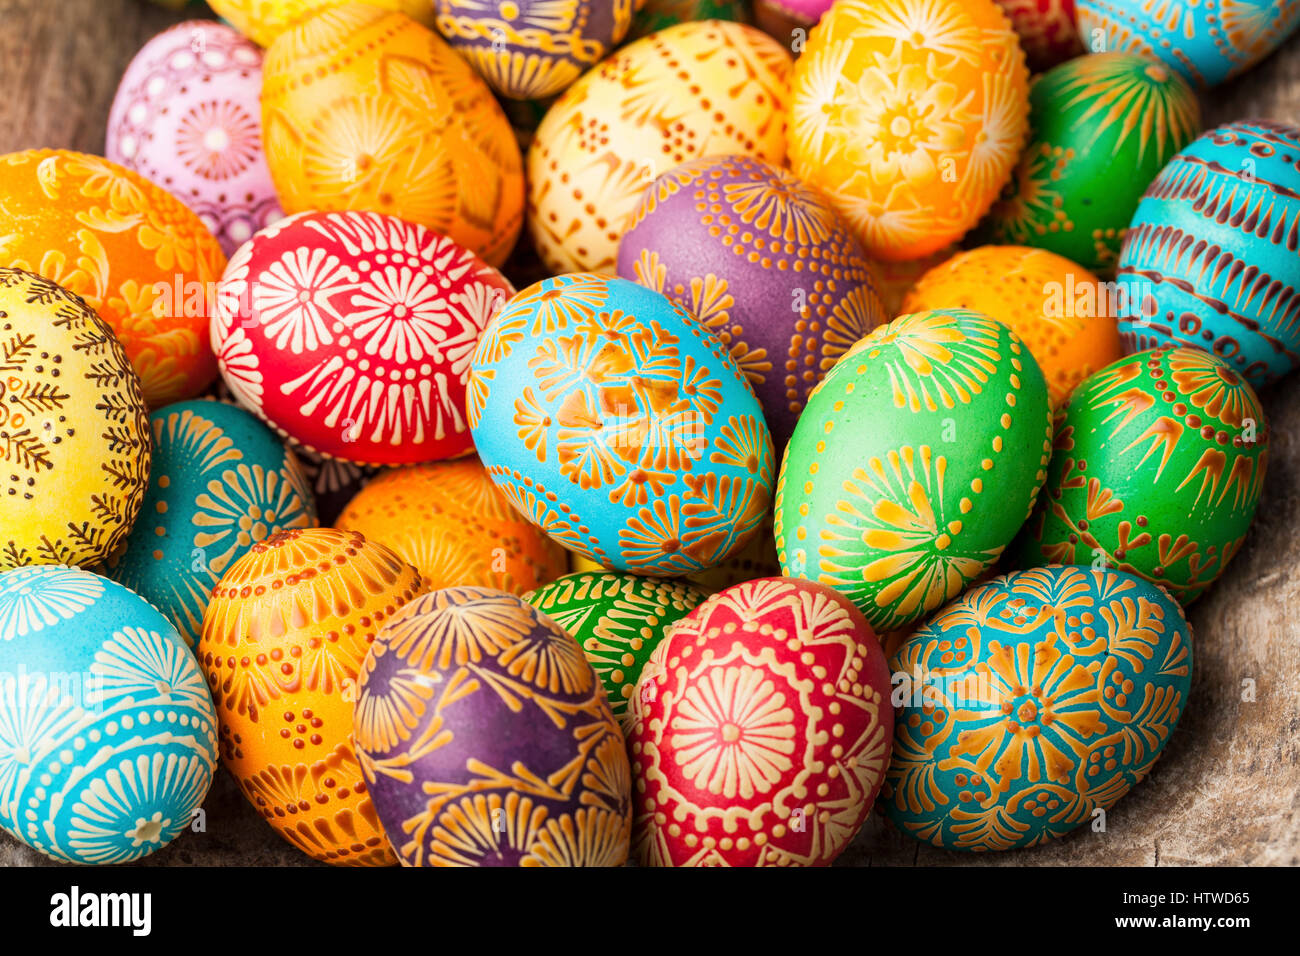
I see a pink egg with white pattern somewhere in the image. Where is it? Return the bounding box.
[107,20,282,255]
[211,210,514,465]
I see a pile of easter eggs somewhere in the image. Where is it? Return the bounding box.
[0,0,1295,867]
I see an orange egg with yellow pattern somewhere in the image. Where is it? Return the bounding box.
[208,0,438,47]
[260,3,524,267]
[335,456,569,594]
[199,527,424,866]
[0,150,226,406]
[901,245,1123,406]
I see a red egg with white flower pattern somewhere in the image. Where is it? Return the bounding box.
[211,211,513,465]
[628,577,893,867]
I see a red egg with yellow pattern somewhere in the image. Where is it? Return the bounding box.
[628,577,893,866]
[211,210,513,465]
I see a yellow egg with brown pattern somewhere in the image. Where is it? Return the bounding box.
[199,527,424,865]
[208,0,438,47]
[902,246,1124,406]
[335,456,570,594]
[0,150,227,406]
[260,3,524,267]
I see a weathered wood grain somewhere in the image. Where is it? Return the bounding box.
[0,0,1295,867]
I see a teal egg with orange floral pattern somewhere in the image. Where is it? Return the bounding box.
[104,399,317,646]
[977,52,1201,276]
[774,309,1054,632]
[1016,346,1268,605]
[468,274,775,577]
[881,564,1191,851]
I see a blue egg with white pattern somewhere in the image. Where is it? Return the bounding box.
[104,399,317,647]
[468,274,775,576]
[0,566,218,864]
[1077,0,1300,89]
[1116,120,1300,388]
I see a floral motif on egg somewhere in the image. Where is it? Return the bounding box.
[787,0,1029,261]
[883,566,1191,851]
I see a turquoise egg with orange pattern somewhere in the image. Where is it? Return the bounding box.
[881,564,1192,852]
[468,273,775,576]
[1116,120,1300,388]
[104,399,318,647]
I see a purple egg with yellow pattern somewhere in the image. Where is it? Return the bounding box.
[354,587,632,866]
[617,154,886,448]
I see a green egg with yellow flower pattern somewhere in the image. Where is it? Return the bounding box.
[775,309,1054,632]
[976,52,1201,276]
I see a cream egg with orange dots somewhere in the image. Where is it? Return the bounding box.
[260,3,524,267]
[0,149,226,406]
[199,527,424,865]
[787,0,1029,262]
[527,19,793,275]
[335,456,570,595]
[901,245,1123,406]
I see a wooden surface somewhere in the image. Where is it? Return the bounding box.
[0,0,1297,867]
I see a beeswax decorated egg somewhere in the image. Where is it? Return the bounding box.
[469,274,776,576]
[775,309,1054,632]
[994,0,1083,71]
[0,566,218,864]
[528,20,792,274]
[0,269,151,570]
[1077,0,1300,89]
[260,3,523,267]
[1116,120,1300,389]
[629,577,892,866]
[208,0,438,47]
[977,53,1201,276]
[336,456,569,594]
[567,523,783,593]
[787,0,1029,262]
[106,21,282,257]
[433,0,637,100]
[618,154,887,448]
[211,210,514,465]
[354,587,632,866]
[199,528,423,865]
[883,565,1191,851]
[105,400,318,647]
[1017,347,1267,604]
[0,150,226,406]
[526,572,708,729]
[902,245,1123,406]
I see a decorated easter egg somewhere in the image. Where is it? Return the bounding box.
[106,22,282,258]
[433,0,638,100]
[211,210,514,465]
[0,566,218,864]
[775,310,1054,632]
[526,571,708,729]
[629,0,747,40]
[200,528,423,864]
[978,53,1201,276]
[469,274,776,576]
[1115,120,1300,388]
[261,3,523,267]
[1076,0,1300,89]
[902,246,1124,406]
[567,523,782,593]
[336,456,569,593]
[354,587,632,866]
[0,269,151,569]
[104,400,318,647]
[0,150,226,406]
[882,565,1191,851]
[208,0,438,47]
[788,0,1029,262]
[1017,347,1267,604]
[994,0,1083,71]
[628,577,892,866]
[618,154,887,448]
[528,20,792,274]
